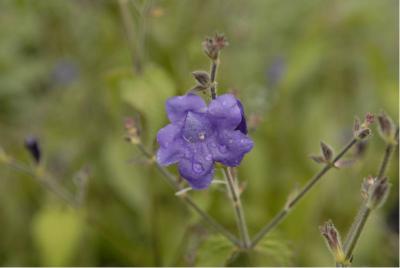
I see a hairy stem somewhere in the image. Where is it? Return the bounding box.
[223,167,251,248]
[342,130,398,265]
[251,138,358,248]
[209,59,218,100]
[118,0,148,74]
[6,160,79,207]
[136,143,241,247]
[376,129,398,179]
[342,205,371,263]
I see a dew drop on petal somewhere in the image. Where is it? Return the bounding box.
[193,162,204,173]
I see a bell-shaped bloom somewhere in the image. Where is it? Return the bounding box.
[156,94,253,190]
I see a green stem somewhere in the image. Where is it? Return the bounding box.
[6,160,79,208]
[342,131,398,265]
[251,138,358,248]
[343,205,371,262]
[118,0,148,74]
[209,59,218,100]
[376,129,398,179]
[223,167,251,248]
[136,143,241,247]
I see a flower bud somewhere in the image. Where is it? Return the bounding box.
[355,128,371,140]
[366,177,391,210]
[320,141,334,162]
[364,112,375,126]
[319,220,346,264]
[192,71,210,87]
[24,136,41,164]
[377,112,397,144]
[202,33,228,60]
[124,117,141,144]
[353,113,374,140]
[360,175,375,200]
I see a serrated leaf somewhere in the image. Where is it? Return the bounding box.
[195,234,236,266]
[252,234,293,266]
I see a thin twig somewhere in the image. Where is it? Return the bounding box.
[342,129,398,265]
[118,0,143,73]
[223,167,251,248]
[342,205,371,263]
[376,129,398,179]
[251,138,358,248]
[209,59,218,100]
[135,143,241,247]
[6,160,79,208]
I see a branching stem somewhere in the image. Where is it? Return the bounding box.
[342,128,398,266]
[135,143,241,247]
[251,138,358,248]
[223,167,251,248]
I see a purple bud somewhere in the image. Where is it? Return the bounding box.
[367,177,391,209]
[24,136,41,164]
[377,112,396,143]
[364,112,375,126]
[319,220,345,263]
[355,128,371,140]
[202,33,228,60]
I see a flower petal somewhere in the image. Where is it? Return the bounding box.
[178,143,214,190]
[157,123,181,148]
[156,124,183,166]
[208,94,242,130]
[234,99,248,134]
[157,146,182,166]
[166,94,207,123]
[208,130,253,166]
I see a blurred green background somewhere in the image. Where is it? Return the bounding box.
[0,0,398,266]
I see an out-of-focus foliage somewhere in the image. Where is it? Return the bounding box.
[0,0,398,266]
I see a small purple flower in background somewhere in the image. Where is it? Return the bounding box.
[266,56,285,88]
[51,59,79,86]
[156,94,253,189]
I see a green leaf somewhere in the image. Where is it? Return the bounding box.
[102,136,150,216]
[195,234,236,266]
[32,205,84,266]
[226,234,293,266]
[119,65,176,143]
[253,233,293,266]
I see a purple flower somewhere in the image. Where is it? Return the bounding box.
[156,94,254,190]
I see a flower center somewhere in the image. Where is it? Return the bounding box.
[182,112,212,143]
